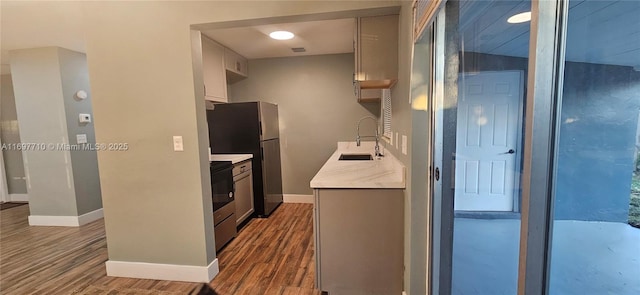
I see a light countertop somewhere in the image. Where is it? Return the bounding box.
[209,154,253,164]
[310,142,406,189]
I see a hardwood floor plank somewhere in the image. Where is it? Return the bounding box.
[1,203,319,294]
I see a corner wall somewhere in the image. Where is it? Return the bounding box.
[75,0,402,279]
[10,47,79,216]
[9,47,103,220]
[58,48,102,215]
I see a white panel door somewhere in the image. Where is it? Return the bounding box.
[455,71,523,211]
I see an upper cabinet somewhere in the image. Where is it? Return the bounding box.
[354,14,399,102]
[202,37,228,103]
[201,35,249,103]
[224,48,248,83]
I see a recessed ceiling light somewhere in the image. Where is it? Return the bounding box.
[269,31,294,40]
[507,11,531,24]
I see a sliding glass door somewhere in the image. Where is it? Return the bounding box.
[424,0,638,294]
[429,0,531,293]
[547,0,640,294]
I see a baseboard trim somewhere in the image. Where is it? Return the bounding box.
[9,194,28,202]
[78,208,104,225]
[283,194,314,204]
[106,258,219,283]
[28,208,104,227]
[29,215,80,226]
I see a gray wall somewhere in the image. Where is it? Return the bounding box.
[409,39,430,295]
[392,2,416,293]
[9,47,102,216]
[555,62,640,222]
[76,0,400,269]
[228,53,379,195]
[10,47,79,216]
[58,48,103,215]
[0,74,27,194]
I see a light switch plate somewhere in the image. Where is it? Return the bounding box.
[402,135,408,155]
[76,134,87,144]
[173,136,184,151]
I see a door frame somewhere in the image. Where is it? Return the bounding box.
[1,137,9,203]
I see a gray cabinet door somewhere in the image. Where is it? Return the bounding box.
[234,167,254,225]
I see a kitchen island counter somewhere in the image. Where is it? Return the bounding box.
[310,142,405,189]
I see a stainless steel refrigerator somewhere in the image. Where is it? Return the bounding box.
[207,102,283,217]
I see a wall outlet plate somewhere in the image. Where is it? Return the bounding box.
[173,136,184,151]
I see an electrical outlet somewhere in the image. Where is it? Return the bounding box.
[173,136,184,151]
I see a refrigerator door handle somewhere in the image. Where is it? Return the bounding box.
[259,121,263,136]
[261,147,264,160]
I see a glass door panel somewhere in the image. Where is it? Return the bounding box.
[433,0,532,294]
[548,0,640,294]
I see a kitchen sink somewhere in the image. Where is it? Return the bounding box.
[339,153,374,161]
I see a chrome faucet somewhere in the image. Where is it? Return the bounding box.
[356,116,382,157]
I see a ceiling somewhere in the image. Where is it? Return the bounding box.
[2,0,638,75]
[0,1,87,75]
[460,0,640,67]
[201,18,354,59]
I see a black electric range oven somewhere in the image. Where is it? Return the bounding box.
[210,160,236,251]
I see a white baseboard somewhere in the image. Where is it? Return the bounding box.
[78,208,104,225]
[29,215,80,226]
[28,208,103,227]
[283,194,314,204]
[9,194,28,202]
[106,258,219,283]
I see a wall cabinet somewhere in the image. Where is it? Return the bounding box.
[202,37,228,103]
[224,48,248,84]
[353,14,399,102]
[233,159,254,226]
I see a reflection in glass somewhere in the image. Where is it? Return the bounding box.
[447,0,531,294]
[548,0,640,294]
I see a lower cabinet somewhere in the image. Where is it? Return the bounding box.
[314,188,404,295]
[233,160,254,226]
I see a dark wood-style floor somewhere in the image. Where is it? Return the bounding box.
[0,203,319,295]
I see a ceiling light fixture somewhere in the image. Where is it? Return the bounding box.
[269,31,294,40]
[507,11,531,24]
